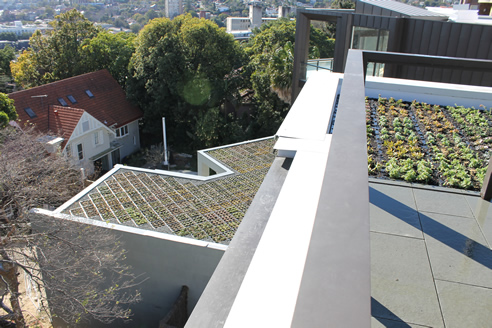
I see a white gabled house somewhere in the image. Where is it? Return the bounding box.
[10,70,143,174]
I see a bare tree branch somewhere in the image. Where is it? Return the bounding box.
[0,127,144,327]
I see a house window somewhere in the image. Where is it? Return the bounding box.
[77,143,83,160]
[24,107,36,118]
[65,143,72,157]
[67,95,77,104]
[82,121,89,132]
[116,125,129,138]
[85,90,94,98]
[133,136,136,145]
[58,97,68,106]
[94,132,99,145]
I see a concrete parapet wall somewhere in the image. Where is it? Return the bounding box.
[30,209,225,328]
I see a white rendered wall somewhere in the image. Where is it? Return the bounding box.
[31,210,225,328]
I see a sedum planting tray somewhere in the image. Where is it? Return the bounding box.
[367,97,492,190]
[63,138,276,245]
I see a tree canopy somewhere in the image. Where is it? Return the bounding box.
[12,10,100,88]
[0,92,16,127]
[0,127,142,327]
[80,31,136,88]
[11,10,134,89]
[127,14,246,149]
[0,45,15,77]
[244,19,334,136]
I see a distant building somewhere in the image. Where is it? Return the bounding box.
[226,4,291,36]
[217,5,230,12]
[199,10,211,19]
[278,5,292,18]
[166,0,183,18]
[0,20,51,36]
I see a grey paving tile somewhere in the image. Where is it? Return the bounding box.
[369,183,423,238]
[436,280,492,328]
[420,212,492,288]
[413,189,473,218]
[371,317,431,328]
[371,232,444,328]
[464,195,492,248]
[411,182,464,194]
[369,178,412,188]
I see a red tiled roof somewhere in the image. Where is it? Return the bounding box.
[50,105,85,147]
[10,69,143,137]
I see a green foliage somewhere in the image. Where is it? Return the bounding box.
[368,98,491,190]
[131,23,142,33]
[127,14,246,149]
[12,10,101,88]
[310,27,335,58]
[331,0,355,9]
[192,106,222,148]
[244,18,336,136]
[114,17,129,28]
[0,45,15,77]
[145,9,159,21]
[80,31,136,88]
[0,92,16,127]
[11,10,136,90]
[0,32,17,41]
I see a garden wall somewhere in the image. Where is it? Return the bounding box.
[30,209,226,328]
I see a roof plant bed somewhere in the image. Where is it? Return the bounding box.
[366,97,492,190]
[62,138,276,245]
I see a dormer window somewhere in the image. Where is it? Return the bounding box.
[115,125,129,138]
[67,95,77,104]
[24,107,36,118]
[85,90,94,98]
[58,97,68,106]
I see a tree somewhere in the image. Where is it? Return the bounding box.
[0,93,16,127]
[44,6,55,19]
[133,13,147,25]
[80,31,136,88]
[114,17,129,28]
[0,33,17,41]
[245,19,333,136]
[127,15,246,149]
[0,127,142,327]
[331,0,355,9]
[131,22,142,33]
[144,9,159,21]
[0,45,15,77]
[11,10,101,88]
[12,10,137,90]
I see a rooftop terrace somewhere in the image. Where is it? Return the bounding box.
[40,50,492,327]
[185,52,492,327]
[370,178,492,327]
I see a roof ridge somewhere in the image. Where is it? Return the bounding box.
[52,105,86,112]
[9,69,111,95]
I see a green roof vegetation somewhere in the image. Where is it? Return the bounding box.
[367,97,492,190]
[63,138,275,244]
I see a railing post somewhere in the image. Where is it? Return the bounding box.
[481,155,492,201]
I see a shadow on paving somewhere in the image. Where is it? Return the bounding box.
[370,187,492,270]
